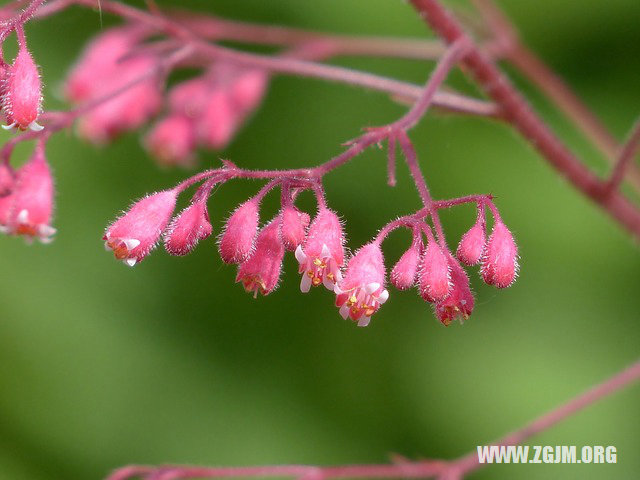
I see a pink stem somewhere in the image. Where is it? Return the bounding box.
[0,0,46,43]
[604,119,640,193]
[408,0,640,239]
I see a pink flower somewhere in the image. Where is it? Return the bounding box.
[103,189,178,266]
[335,242,389,327]
[279,205,310,251]
[168,77,211,119]
[418,238,451,303]
[481,220,519,288]
[2,45,43,131]
[457,218,486,266]
[433,256,474,326]
[295,208,345,292]
[236,219,285,297]
[5,150,55,242]
[218,199,260,264]
[229,69,268,113]
[164,200,212,256]
[391,238,422,290]
[145,114,196,167]
[196,89,238,150]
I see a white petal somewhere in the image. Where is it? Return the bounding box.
[339,305,350,320]
[322,274,335,291]
[321,243,331,258]
[365,282,380,295]
[17,209,29,223]
[2,123,16,131]
[300,274,312,293]
[377,289,389,304]
[357,317,371,327]
[123,238,140,250]
[38,225,57,237]
[333,284,343,294]
[294,245,307,264]
[28,121,44,132]
[39,236,54,245]
[124,258,137,267]
[0,225,8,234]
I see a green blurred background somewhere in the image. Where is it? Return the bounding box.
[1,0,638,479]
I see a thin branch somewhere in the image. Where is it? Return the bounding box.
[604,119,640,194]
[409,0,640,239]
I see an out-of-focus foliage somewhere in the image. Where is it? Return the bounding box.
[0,1,638,479]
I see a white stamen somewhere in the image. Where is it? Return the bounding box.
[295,245,307,264]
[300,273,312,293]
[28,121,44,132]
[339,304,350,320]
[365,282,380,295]
[124,258,137,267]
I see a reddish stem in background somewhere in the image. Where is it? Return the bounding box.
[605,119,640,194]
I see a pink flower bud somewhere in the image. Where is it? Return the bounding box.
[164,200,212,256]
[391,239,422,290]
[418,240,451,302]
[218,199,259,264]
[335,243,389,327]
[295,208,345,292]
[434,256,474,326]
[103,189,178,266]
[456,220,486,266]
[2,45,43,131]
[236,219,285,296]
[196,89,237,150]
[168,77,212,119]
[481,221,519,288]
[279,205,310,251]
[230,69,268,112]
[145,115,196,167]
[5,151,55,242]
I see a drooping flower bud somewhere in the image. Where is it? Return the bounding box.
[164,200,212,256]
[6,149,55,242]
[391,238,422,290]
[295,208,345,292]
[335,242,389,327]
[196,89,237,150]
[279,205,310,251]
[457,219,486,266]
[230,69,268,113]
[236,219,285,297]
[481,221,519,288]
[2,44,43,131]
[218,198,259,264]
[434,256,474,326]
[103,189,178,266]
[418,238,451,303]
[145,114,196,167]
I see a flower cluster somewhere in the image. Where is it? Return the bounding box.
[64,26,267,166]
[102,175,518,327]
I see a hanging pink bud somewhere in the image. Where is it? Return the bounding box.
[295,208,345,292]
[481,221,519,288]
[164,200,212,256]
[335,243,388,327]
[2,45,43,131]
[103,189,178,266]
[218,198,259,264]
[196,89,238,150]
[391,239,422,290]
[145,115,196,167]
[6,149,55,242]
[418,239,451,303]
[230,69,268,113]
[279,205,310,251]
[457,220,486,266]
[236,219,285,297]
[434,256,474,326]
[168,76,212,119]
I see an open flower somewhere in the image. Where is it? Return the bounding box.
[295,208,345,292]
[5,150,55,242]
[334,242,389,327]
[236,219,285,297]
[104,189,177,266]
